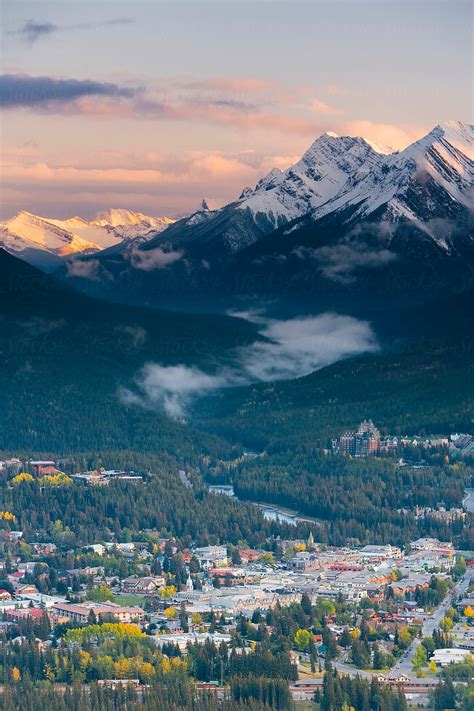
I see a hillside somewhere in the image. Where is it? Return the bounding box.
[194,340,474,452]
[193,288,474,450]
[0,249,258,455]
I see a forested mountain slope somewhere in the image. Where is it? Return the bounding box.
[0,249,257,455]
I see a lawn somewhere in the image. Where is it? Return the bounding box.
[112,593,147,607]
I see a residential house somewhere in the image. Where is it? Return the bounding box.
[121,575,165,595]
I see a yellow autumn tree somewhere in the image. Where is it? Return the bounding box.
[41,472,73,487]
[440,616,453,632]
[164,606,178,620]
[138,661,155,682]
[65,622,144,644]
[114,658,132,679]
[464,605,474,618]
[11,667,21,683]
[79,650,91,670]
[170,658,187,672]
[294,628,313,651]
[0,511,17,523]
[11,472,34,486]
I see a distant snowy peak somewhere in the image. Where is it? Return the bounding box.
[94,208,175,232]
[0,208,175,265]
[0,211,110,257]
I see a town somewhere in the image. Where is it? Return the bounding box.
[0,453,472,709]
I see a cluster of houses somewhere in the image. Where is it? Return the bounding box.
[0,456,472,705]
[0,533,465,635]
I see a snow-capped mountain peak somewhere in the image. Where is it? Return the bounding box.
[310,120,473,246]
[0,208,175,269]
[160,120,472,261]
[237,131,386,228]
[93,208,174,230]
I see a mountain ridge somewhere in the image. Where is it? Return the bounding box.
[0,208,175,270]
[6,121,473,310]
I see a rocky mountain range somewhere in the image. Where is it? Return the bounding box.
[0,208,175,270]
[4,121,472,309]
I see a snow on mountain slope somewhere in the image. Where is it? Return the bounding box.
[94,208,175,234]
[121,121,471,267]
[238,133,389,227]
[313,121,473,245]
[0,212,102,256]
[45,216,119,250]
[0,209,175,265]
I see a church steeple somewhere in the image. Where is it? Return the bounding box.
[186,572,194,592]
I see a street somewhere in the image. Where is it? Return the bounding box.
[391,569,472,676]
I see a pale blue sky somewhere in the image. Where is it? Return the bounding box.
[1,1,472,218]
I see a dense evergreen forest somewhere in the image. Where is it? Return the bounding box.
[194,339,474,453]
[0,249,256,456]
[0,453,305,548]
[231,455,472,546]
[0,679,282,711]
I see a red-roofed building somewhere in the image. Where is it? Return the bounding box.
[30,461,58,477]
[5,608,47,622]
[239,549,262,563]
[7,571,25,584]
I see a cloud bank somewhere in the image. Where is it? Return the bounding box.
[127,246,184,270]
[120,364,231,418]
[66,258,101,280]
[9,18,134,44]
[0,74,136,108]
[120,312,378,417]
[296,243,397,284]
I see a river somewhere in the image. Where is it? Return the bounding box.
[208,484,320,526]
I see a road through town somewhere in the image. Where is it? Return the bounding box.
[391,569,472,676]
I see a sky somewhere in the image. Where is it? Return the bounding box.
[1,0,472,219]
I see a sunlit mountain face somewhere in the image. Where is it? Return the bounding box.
[0,209,175,270]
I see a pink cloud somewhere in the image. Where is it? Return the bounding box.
[188,77,280,93]
[341,120,427,150]
[23,91,328,137]
[308,99,343,116]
